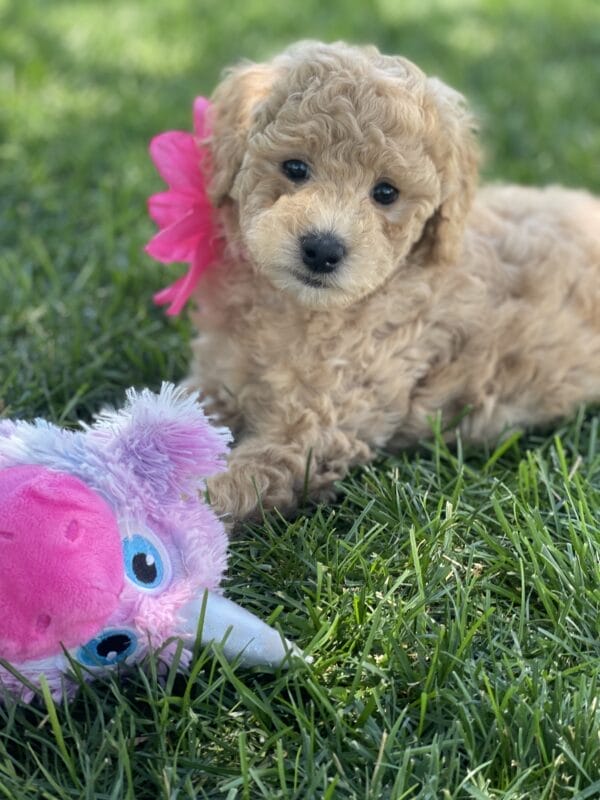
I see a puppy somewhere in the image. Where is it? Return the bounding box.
[183,40,600,522]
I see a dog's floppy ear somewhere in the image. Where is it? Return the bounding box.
[208,62,278,206]
[418,77,479,264]
[369,52,479,265]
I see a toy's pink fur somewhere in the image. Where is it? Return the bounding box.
[182,41,600,522]
[0,466,122,662]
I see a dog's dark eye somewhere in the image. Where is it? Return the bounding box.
[282,159,310,182]
[372,182,399,206]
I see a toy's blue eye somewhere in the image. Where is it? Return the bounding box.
[122,534,169,591]
[77,629,137,668]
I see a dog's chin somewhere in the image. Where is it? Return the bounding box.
[267,266,357,309]
[293,271,329,289]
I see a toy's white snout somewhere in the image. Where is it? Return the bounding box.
[177,591,307,668]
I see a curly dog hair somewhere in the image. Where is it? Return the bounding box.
[182,41,600,522]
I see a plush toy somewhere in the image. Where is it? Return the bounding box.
[0,384,303,702]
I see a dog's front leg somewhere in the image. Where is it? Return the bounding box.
[206,430,373,522]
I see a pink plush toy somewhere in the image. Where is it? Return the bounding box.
[0,384,303,702]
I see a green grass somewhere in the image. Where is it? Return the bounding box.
[1,0,599,797]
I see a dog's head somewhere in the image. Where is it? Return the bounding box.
[208,41,478,308]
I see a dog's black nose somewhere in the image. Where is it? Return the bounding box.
[300,232,346,274]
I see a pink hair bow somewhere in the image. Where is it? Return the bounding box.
[145,97,223,316]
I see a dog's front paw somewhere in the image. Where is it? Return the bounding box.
[207,444,304,522]
[206,467,265,522]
